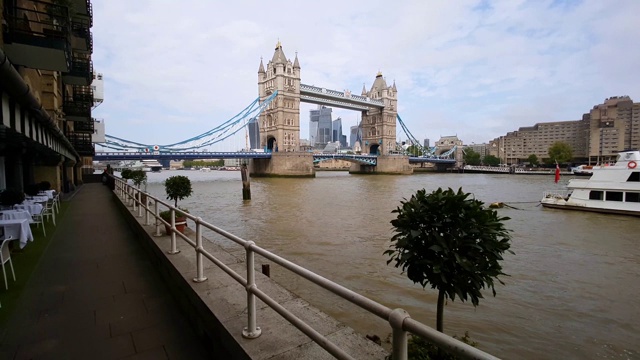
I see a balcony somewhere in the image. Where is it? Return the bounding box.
[62,54,93,85]
[70,18,92,53]
[2,0,71,72]
[69,0,93,27]
[71,119,95,134]
[63,85,93,120]
[67,133,95,156]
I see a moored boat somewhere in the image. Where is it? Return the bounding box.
[541,150,640,216]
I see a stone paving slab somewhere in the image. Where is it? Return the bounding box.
[0,183,212,359]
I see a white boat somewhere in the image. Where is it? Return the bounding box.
[541,150,640,216]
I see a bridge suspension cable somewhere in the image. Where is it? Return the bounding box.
[396,114,442,157]
[102,91,278,152]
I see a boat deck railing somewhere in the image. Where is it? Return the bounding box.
[542,190,572,200]
[114,176,500,360]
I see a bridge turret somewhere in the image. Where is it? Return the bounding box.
[360,72,398,155]
[258,42,301,152]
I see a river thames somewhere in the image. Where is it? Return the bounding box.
[142,170,639,359]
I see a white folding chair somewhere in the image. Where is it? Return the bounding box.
[1,235,16,290]
[52,191,61,214]
[41,200,56,226]
[32,206,47,236]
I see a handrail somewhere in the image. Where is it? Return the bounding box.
[113,176,500,360]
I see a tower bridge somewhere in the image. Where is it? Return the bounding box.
[98,41,456,176]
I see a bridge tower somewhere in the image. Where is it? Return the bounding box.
[258,42,301,152]
[360,73,397,155]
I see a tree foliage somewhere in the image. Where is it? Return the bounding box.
[526,154,539,166]
[463,148,481,165]
[385,188,513,333]
[405,145,423,156]
[548,142,573,163]
[164,175,193,207]
[483,155,500,166]
[183,159,224,168]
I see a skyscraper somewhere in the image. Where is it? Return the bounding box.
[332,117,347,147]
[248,117,260,150]
[309,106,333,149]
[349,125,362,149]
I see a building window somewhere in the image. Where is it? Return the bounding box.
[627,172,640,182]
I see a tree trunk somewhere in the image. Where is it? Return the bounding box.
[437,289,445,332]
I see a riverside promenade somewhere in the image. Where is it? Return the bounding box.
[0,183,212,359]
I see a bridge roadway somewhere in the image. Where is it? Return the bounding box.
[95,151,456,165]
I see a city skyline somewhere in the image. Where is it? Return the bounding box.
[92,0,640,152]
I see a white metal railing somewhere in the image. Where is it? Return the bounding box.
[542,190,572,200]
[113,176,499,360]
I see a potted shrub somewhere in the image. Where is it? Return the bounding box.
[162,175,193,234]
[39,181,52,191]
[159,208,189,234]
[25,184,41,197]
[0,188,26,208]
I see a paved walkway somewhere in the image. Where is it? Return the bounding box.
[0,183,212,359]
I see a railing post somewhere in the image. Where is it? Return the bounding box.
[193,218,207,283]
[389,308,410,360]
[242,241,261,339]
[153,200,161,237]
[167,208,180,254]
[144,194,150,225]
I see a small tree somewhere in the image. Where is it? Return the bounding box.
[129,169,147,189]
[120,168,132,180]
[548,142,573,163]
[164,175,193,207]
[405,145,423,156]
[463,148,481,165]
[483,154,500,166]
[526,154,539,166]
[385,187,513,333]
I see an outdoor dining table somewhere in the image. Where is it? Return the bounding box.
[14,202,43,217]
[26,195,49,203]
[0,209,33,222]
[0,218,34,249]
[38,190,56,200]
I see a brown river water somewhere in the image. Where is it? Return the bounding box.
[142,170,640,359]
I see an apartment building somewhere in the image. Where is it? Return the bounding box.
[1,0,94,192]
[489,96,639,164]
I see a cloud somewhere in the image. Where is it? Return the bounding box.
[92,0,640,150]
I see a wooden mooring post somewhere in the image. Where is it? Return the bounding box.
[241,163,251,200]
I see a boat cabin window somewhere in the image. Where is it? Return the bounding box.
[626,192,640,203]
[605,191,623,202]
[589,191,603,200]
[627,172,640,182]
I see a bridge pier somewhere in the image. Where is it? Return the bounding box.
[349,155,413,175]
[250,153,315,178]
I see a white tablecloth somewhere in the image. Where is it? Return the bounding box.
[14,203,43,217]
[1,209,32,222]
[0,218,34,249]
[26,195,49,203]
[38,190,56,200]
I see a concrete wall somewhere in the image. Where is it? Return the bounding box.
[250,153,315,177]
[349,155,413,175]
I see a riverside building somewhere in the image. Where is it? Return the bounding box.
[1,0,96,192]
[489,96,640,165]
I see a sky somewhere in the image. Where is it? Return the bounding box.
[92,0,640,152]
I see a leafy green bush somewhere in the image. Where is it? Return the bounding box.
[163,175,193,207]
[120,169,132,179]
[385,187,513,333]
